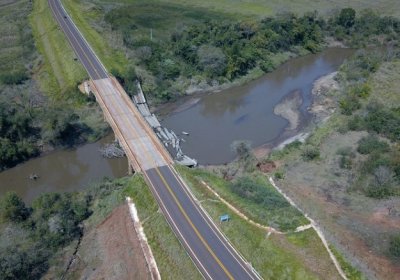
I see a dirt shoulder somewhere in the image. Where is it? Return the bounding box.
[63,204,151,280]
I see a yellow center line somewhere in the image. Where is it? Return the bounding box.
[154,167,235,280]
[101,84,234,278]
[51,0,102,80]
[53,2,236,277]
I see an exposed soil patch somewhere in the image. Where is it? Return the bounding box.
[257,160,276,173]
[63,205,151,280]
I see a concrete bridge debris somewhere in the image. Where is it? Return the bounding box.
[132,83,197,167]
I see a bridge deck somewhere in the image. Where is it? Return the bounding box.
[91,78,171,171]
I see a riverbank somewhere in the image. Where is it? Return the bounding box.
[160,48,353,164]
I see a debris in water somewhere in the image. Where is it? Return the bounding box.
[100,142,125,158]
[29,173,39,180]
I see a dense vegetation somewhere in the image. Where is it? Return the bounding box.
[103,4,400,101]
[0,191,89,279]
[0,178,127,280]
[0,1,108,171]
[335,50,400,198]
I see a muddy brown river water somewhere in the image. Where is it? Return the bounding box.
[0,48,353,201]
[161,48,354,164]
[0,134,127,202]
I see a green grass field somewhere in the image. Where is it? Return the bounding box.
[0,0,32,80]
[176,166,341,279]
[122,175,202,279]
[30,0,87,95]
[177,166,308,231]
[61,0,127,74]
[160,0,399,18]
[93,0,400,18]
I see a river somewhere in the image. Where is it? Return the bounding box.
[0,48,353,201]
[0,134,127,202]
[160,48,353,164]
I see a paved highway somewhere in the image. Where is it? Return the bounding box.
[49,0,260,279]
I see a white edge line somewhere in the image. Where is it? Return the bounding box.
[167,166,263,280]
[268,177,348,280]
[58,0,108,76]
[142,171,211,280]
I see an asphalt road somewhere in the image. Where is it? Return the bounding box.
[49,1,260,278]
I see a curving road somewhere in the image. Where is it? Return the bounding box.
[49,0,261,279]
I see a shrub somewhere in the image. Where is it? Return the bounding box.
[365,185,394,199]
[339,156,353,169]
[230,177,289,210]
[197,45,227,76]
[259,58,275,73]
[0,192,30,223]
[337,8,356,29]
[357,135,389,154]
[274,171,284,180]
[0,71,28,85]
[339,95,361,115]
[389,234,400,258]
[349,83,371,99]
[347,115,364,131]
[337,147,354,169]
[365,106,400,141]
[301,145,320,161]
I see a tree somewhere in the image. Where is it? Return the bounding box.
[301,145,320,161]
[231,140,252,161]
[0,192,30,223]
[373,165,393,187]
[337,8,356,29]
[197,45,227,76]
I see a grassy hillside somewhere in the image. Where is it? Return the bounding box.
[176,166,343,279]
[267,50,400,279]
[0,0,108,171]
[62,0,400,104]
[161,0,399,18]
[30,0,86,94]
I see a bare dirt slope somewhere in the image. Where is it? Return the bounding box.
[65,204,151,280]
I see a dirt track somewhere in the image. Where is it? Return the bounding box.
[66,205,151,280]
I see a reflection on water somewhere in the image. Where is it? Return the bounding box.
[161,48,354,164]
[0,134,127,202]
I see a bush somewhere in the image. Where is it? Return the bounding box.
[274,171,284,180]
[357,135,389,154]
[365,106,400,141]
[349,83,371,99]
[0,192,30,223]
[31,192,90,248]
[0,71,28,85]
[339,95,361,115]
[389,234,400,258]
[347,115,364,131]
[259,58,275,73]
[197,45,227,76]
[301,145,320,161]
[339,156,353,169]
[337,147,354,169]
[230,177,289,210]
[365,184,394,199]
